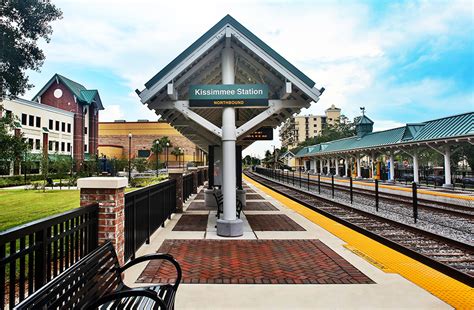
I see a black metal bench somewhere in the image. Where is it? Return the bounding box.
[14,241,182,310]
[213,191,243,219]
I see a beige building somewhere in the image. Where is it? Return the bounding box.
[280,104,341,149]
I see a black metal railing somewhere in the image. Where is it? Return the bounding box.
[183,173,194,201]
[124,179,176,261]
[0,204,99,309]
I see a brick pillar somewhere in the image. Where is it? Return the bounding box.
[189,167,198,193]
[168,168,184,213]
[78,177,128,265]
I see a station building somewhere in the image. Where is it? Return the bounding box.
[98,120,206,167]
[295,111,474,188]
[280,104,341,149]
[0,74,104,175]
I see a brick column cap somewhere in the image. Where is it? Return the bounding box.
[188,167,198,171]
[197,166,207,169]
[77,177,128,189]
[168,168,185,174]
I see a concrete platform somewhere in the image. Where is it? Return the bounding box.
[122,180,461,309]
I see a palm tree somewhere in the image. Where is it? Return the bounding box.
[171,147,184,167]
[151,139,163,174]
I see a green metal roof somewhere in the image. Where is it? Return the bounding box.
[296,112,474,157]
[357,115,374,125]
[144,14,316,90]
[32,74,104,110]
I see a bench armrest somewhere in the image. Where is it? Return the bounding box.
[118,254,182,290]
[85,287,167,310]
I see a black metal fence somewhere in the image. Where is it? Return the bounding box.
[0,204,98,309]
[183,173,194,201]
[124,179,176,261]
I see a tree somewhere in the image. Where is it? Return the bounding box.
[1,0,63,98]
[171,147,183,165]
[132,158,147,173]
[50,155,72,189]
[0,106,28,164]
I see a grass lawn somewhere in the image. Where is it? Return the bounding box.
[0,188,140,232]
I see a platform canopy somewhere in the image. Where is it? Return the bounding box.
[137,15,324,151]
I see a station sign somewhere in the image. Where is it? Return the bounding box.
[189,84,268,107]
[243,126,273,141]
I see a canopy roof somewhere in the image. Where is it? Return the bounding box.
[296,112,474,157]
[138,15,323,151]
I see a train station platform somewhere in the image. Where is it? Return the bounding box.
[310,173,474,205]
[122,178,471,309]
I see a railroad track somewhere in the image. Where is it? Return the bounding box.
[274,171,473,219]
[245,171,474,287]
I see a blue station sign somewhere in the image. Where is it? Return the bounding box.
[189,84,268,107]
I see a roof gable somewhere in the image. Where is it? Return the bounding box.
[144,15,316,90]
[32,74,104,109]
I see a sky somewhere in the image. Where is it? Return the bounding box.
[23,0,474,158]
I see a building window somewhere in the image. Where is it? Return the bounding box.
[84,127,88,135]
[49,119,53,130]
[84,144,88,152]
[28,115,34,126]
[61,122,65,132]
[36,116,41,128]
[35,139,40,150]
[21,114,27,125]
[67,123,71,133]
[61,142,65,152]
[5,110,12,119]
[55,141,59,151]
[67,143,71,152]
[138,150,150,158]
[55,121,59,131]
[49,141,53,151]
[28,138,33,149]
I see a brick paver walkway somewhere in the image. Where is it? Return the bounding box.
[172,214,208,231]
[137,240,374,285]
[244,201,278,211]
[246,214,305,231]
[187,201,214,211]
[246,193,264,200]
[195,192,205,200]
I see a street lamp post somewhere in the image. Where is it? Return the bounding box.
[166,142,169,169]
[128,133,132,183]
[155,140,159,176]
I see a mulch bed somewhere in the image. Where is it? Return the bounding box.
[246,214,305,231]
[172,214,208,231]
[244,201,278,211]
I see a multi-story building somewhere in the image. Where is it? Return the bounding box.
[32,74,104,164]
[98,120,206,167]
[0,74,104,175]
[0,98,75,175]
[280,104,341,149]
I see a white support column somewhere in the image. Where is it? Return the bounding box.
[327,158,331,175]
[319,158,323,174]
[344,158,349,177]
[217,34,243,237]
[389,153,395,183]
[413,151,419,184]
[371,152,376,179]
[443,145,452,188]
[356,155,362,179]
[334,158,339,176]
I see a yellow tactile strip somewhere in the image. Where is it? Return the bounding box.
[244,175,474,309]
[313,175,474,201]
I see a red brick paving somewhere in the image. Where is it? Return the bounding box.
[187,201,215,211]
[137,239,374,285]
[172,214,208,231]
[244,201,278,211]
[246,193,264,200]
[246,214,305,231]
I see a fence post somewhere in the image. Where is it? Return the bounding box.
[299,170,302,188]
[316,173,320,194]
[375,179,379,212]
[331,174,334,198]
[412,182,418,223]
[78,177,127,265]
[350,177,353,204]
[189,167,198,194]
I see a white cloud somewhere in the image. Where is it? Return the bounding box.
[24,0,473,157]
[99,105,124,122]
